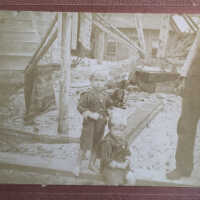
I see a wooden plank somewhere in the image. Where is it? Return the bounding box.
[0,31,39,42]
[0,152,103,182]
[0,66,27,71]
[0,151,194,186]
[0,55,31,69]
[125,101,163,146]
[0,41,38,55]
[0,127,80,144]
[25,13,58,73]
[186,15,199,31]
[71,12,79,50]
[183,15,196,32]
[170,16,181,33]
[94,14,145,57]
[79,13,92,50]
[136,178,194,187]
[0,19,35,32]
[96,31,105,64]
[58,13,72,134]
[0,11,33,20]
[157,14,170,58]
[135,14,146,52]
[181,29,200,77]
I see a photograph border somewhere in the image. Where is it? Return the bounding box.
[1,0,200,199]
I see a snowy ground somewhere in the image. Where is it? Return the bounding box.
[2,91,200,186]
[1,60,200,186]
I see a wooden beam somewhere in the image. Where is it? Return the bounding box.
[181,29,200,77]
[0,127,79,144]
[25,14,58,72]
[170,16,181,33]
[0,152,196,186]
[96,31,105,64]
[93,18,144,57]
[25,13,58,73]
[125,101,163,146]
[157,14,170,58]
[136,178,195,187]
[182,15,196,32]
[0,152,103,183]
[93,14,145,57]
[135,14,146,53]
[71,13,79,50]
[57,13,72,134]
[186,15,199,31]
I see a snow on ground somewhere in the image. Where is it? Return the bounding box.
[1,60,200,185]
[1,91,200,186]
[130,94,200,185]
[130,94,181,180]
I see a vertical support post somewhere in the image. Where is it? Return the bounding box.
[58,12,72,134]
[181,30,200,77]
[157,14,170,58]
[71,12,79,50]
[96,30,105,64]
[135,14,146,53]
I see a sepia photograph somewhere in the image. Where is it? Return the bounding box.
[0,10,200,187]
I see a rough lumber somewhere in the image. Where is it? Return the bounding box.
[157,14,170,58]
[57,13,72,134]
[0,152,195,186]
[170,16,181,33]
[135,14,146,53]
[96,31,105,64]
[181,29,200,77]
[125,101,164,146]
[136,178,195,187]
[0,152,103,183]
[93,13,145,57]
[0,127,79,144]
[183,15,196,32]
[25,13,58,73]
[186,15,199,31]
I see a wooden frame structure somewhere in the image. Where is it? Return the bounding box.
[24,12,200,134]
[24,12,148,134]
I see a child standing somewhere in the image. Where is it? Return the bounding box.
[75,71,113,175]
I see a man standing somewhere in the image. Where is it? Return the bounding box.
[167,31,200,180]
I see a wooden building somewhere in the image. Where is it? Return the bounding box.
[93,14,177,61]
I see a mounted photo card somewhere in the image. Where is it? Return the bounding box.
[0,9,200,189]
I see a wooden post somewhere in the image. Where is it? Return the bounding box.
[157,14,170,58]
[186,15,199,31]
[93,14,145,57]
[71,13,79,50]
[135,14,146,53]
[170,16,181,33]
[57,12,72,134]
[183,15,196,32]
[96,31,105,64]
[181,30,200,77]
[25,13,58,73]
